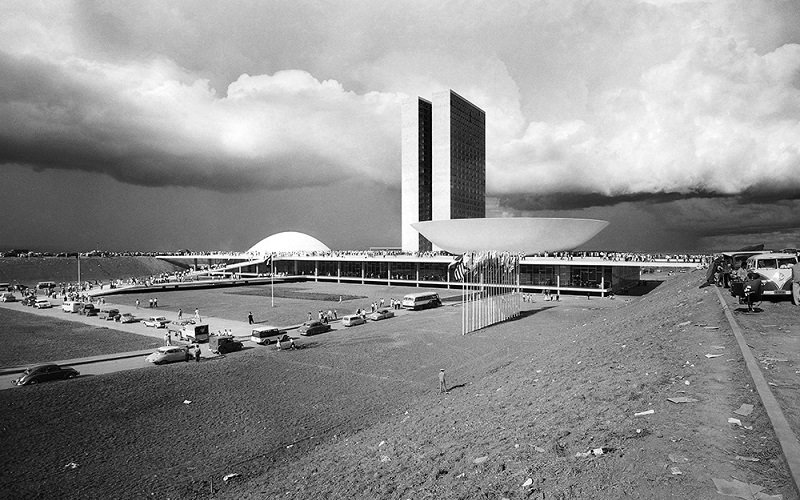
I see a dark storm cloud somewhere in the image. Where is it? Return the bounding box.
[0,52,402,192]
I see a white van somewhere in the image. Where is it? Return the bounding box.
[61,301,82,313]
[251,326,285,345]
[745,253,798,297]
[401,292,442,310]
[341,314,366,327]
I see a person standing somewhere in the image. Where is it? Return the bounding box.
[194,345,201,362]
[165,332,171,346]
[439,369,447,394]
[178,308,183,320]
[135,299,140,309]
[792,259,800,306]
[247,311,254,324]
[194,308,201,322]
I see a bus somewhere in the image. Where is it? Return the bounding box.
[401,292,441,310]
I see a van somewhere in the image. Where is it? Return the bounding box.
[744,253,798,297]
[36,281,57,290]
[61,301,82,313]
[401,292,441,310]
[180,324,210,343]
[251,326,285,345]
[341,314,366,327]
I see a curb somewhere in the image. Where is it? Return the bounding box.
[0,350,153,376]
[713,286,800,497]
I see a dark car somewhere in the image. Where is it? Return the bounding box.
[21,296,37,306]
[80,304,99,316]
[298,320,331,336]
[98,308,120,321]
[12,364,80,386]
[210,335,243,354]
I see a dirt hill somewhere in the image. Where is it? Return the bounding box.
[0,256,182,285]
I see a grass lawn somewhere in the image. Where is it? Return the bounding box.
[0,307,162,366]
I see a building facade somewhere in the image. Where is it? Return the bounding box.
[401,90,485,252]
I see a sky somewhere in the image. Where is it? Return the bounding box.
[1,0,799,253]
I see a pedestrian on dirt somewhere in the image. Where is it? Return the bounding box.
[135,299,140,309]
[792,260,800,306]
[290,338,296,350]
[333,309,338,319]
[165,332,171,346]
[178,308,183,320]
[276,337,282,350]
[194,308,201,322]
[307,312,312,321]
[154,297,158,308]
[439,369,447,394]
[248,311,254,324]
[194,345,201,362]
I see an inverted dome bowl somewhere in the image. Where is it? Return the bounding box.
[411,218,608,255]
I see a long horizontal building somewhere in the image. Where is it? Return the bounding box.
[152,252,698,298]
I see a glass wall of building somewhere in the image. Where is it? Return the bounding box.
[317,260,338,277]
[365,261,388,280]
[340,261,362,278]
[296,260,315,276]
[391,262,416,281]
[419,262,447,281]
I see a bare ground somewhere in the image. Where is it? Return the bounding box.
[0,271,797,499]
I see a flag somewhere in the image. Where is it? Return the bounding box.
[449,254,467,281]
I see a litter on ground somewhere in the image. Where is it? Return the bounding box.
[705,354,723,358]
[667,397,698,404]
[734,404,754,416]
[634,409,655,417]
[522,478,533,487]
[183,400,192,405]
[728,417,742,427]
[668,454,688,463]
[222,473,240,482]
[473,455,488,464]
[735,456,760,462]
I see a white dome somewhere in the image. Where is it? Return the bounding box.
[247,231,331,254]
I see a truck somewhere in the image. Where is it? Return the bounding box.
[178,323,210,343]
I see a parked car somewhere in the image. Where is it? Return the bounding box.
[21,296,37,306]
[33,299,52,309]
[342,314,366,327]
[145,346,191,364]
[0,292,16,302]
[117,312,137,323]
[12,364,79,386]
[298,320,331,336]
[368,309,395,321]
[143,316,170,328]
[98,308,120,321]
[251,326,286,345]
[210,335,243,354]
[80,304,99,316]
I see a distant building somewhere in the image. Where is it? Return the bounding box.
[401,90,485,252]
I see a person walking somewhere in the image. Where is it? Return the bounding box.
[792,260,800,306]
[439,369,447,394]
[247,311,254,324]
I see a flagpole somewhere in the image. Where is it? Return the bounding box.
[270,252,275,308]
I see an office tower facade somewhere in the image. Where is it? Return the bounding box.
[402,90,485,252]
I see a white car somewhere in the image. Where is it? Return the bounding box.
[142,316,170,328]
[146,346,191,364]
[34,299,52,309]
[368,309,395,321]
[342,314,366,327]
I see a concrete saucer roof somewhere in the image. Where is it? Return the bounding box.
[247,231,331,254]
[411,218,608,255]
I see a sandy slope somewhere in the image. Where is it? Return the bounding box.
[0,271,796,499]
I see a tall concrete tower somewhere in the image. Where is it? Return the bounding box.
[401,90,485,253]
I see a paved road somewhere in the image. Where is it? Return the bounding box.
[1,355,156,390]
